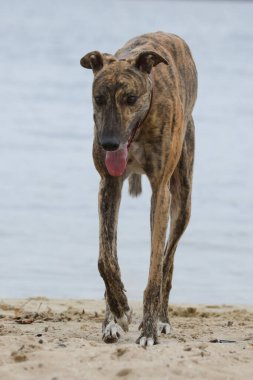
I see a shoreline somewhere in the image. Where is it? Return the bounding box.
[1,298,253,380]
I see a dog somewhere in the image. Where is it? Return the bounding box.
[80,31,197,346]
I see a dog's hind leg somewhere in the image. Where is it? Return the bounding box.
[97,176,131,343]
[159,117,195,335]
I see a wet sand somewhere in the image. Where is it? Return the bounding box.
[0,298,253,380]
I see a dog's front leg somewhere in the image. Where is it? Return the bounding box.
[98,176,131,343]
[137,183,170,346]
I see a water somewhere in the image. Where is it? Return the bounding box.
[0,0,252,304]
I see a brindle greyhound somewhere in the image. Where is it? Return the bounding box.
[80,32,197,346]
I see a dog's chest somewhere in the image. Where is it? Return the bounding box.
[127,142,146,174]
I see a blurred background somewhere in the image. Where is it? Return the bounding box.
[0,0,252,303]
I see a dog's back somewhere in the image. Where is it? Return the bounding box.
[116,32,197,197]
[116,32,197,117]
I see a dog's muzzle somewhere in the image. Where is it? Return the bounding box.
[101,137,120,151]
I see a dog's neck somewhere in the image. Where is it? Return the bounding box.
[127,74,153,150]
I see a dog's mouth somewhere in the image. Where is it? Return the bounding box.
[104,123,140,177]
[105,144,128,177]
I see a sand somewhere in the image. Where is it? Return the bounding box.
[0,298,253,380]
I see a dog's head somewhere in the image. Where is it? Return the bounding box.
[80,50,168,176]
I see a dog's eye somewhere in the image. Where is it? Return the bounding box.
[94,95,106,106]
[126,95,137,106]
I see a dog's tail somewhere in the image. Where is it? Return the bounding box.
[128,174,142,197]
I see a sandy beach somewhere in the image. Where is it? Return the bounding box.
[0,298,252,380]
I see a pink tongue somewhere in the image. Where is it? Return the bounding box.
[105,144,128,176]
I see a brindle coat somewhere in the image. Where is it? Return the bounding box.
[80,32,197,346]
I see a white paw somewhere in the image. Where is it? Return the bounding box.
[102,321,122,343]
[139,336,155,347]
[116,309,132,332]
[158,321,171,336]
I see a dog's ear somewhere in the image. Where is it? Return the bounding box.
[134,51,168,74]
[80,51,104,74]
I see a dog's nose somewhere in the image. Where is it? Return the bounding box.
[101,137,120,151]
